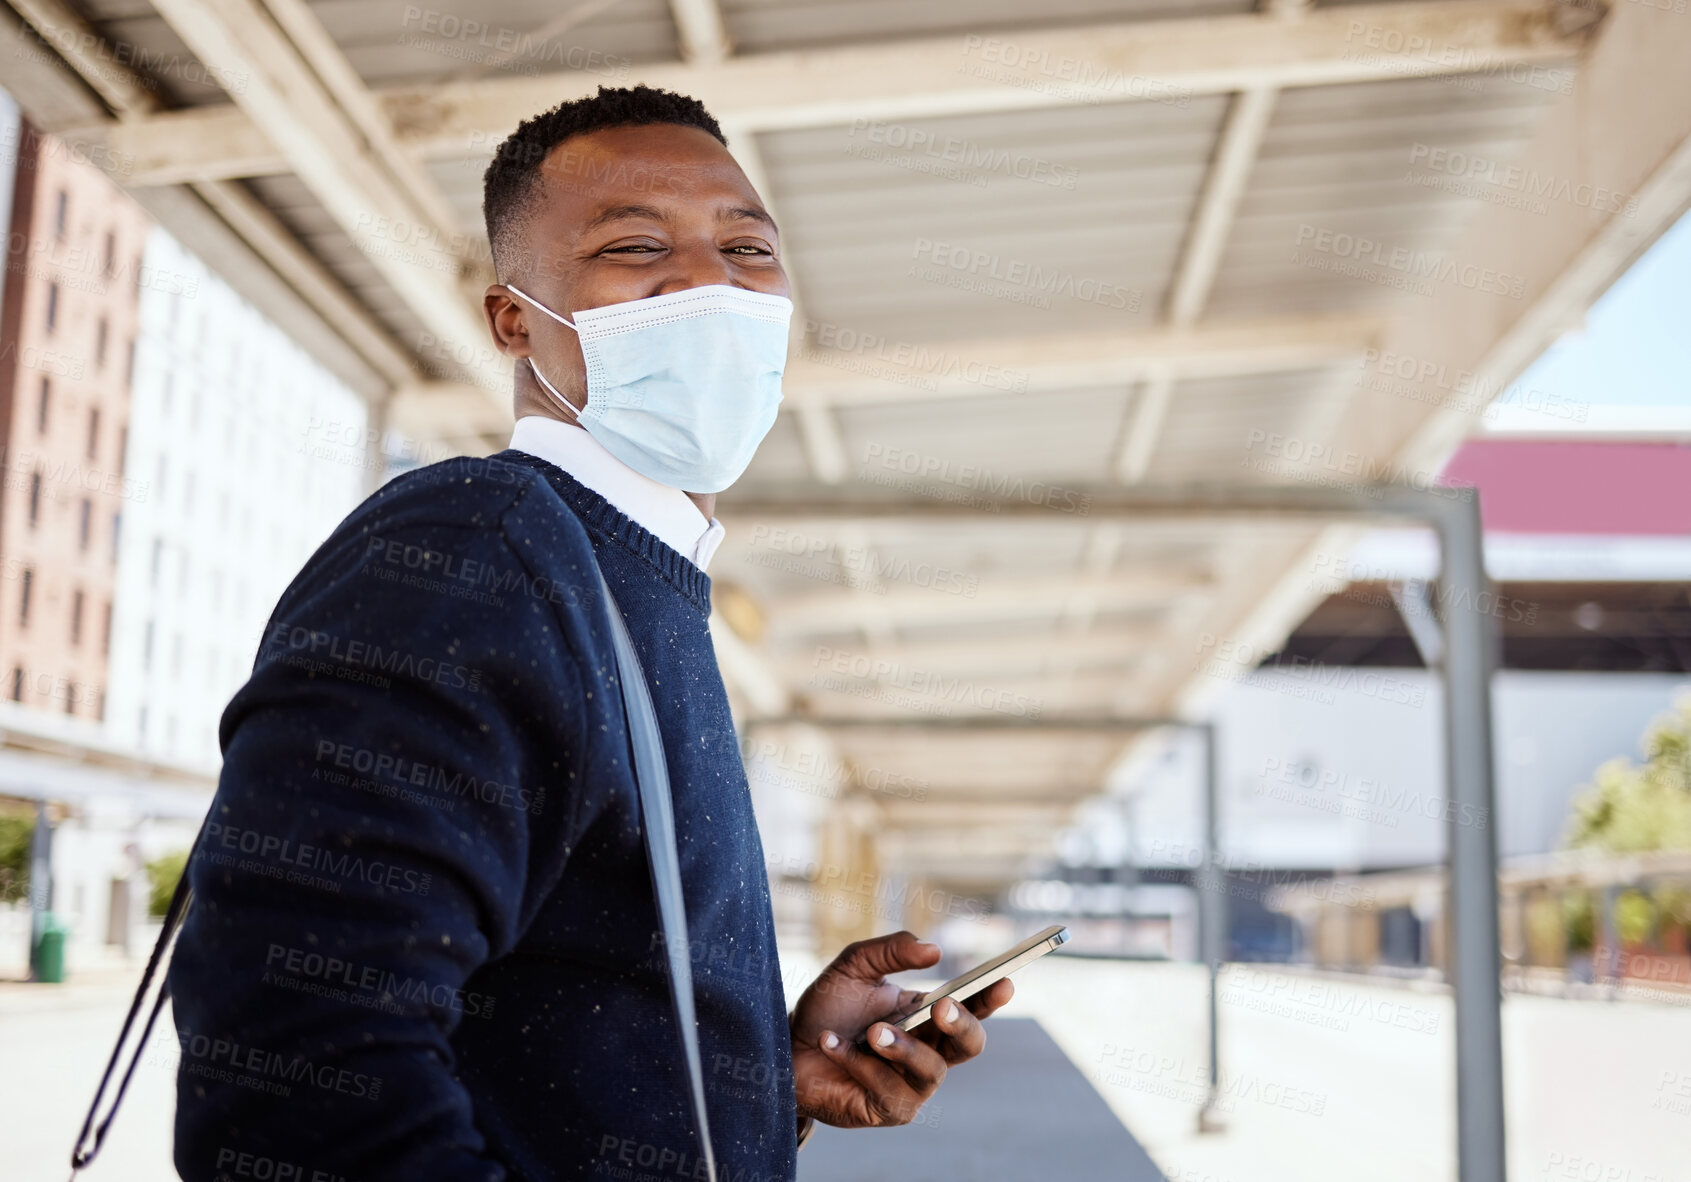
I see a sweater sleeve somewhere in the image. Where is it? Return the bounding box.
[167,514,590,1182]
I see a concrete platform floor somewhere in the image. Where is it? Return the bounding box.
[799,1016,1167,1181]
[8,958,1691,1182]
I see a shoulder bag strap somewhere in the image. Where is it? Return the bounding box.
[70,824,200,1176]
[71,572,722,1182]
[595,567,719,1182]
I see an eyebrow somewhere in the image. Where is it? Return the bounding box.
[580,202,779,236]
[582,203,670,233]
[720,205,779,235]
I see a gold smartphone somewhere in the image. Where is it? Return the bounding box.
[859,925,1070,1047]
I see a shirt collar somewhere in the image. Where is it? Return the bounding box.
[508,416,726,571]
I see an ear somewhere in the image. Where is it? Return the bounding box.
[483,285,531,358]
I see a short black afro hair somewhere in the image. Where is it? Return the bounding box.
[482,84,727,280]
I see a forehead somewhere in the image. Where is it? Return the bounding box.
[535,123,759,226]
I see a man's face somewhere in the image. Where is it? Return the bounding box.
[485,122,790,412]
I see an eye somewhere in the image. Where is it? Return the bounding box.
[601,243,662,254]
[726,243,775,256]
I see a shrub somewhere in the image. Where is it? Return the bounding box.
[146,851,188,917]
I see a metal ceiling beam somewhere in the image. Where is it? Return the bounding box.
[764,624,1161,678]
[1129,0,1691,732]
[668,0,732,64]
[762,569,1210,635]
[0,0,415,395]
[720,479,1474,522]
[1347,0,1691,479]
[256,0,465,236]
[145,0,507,407]
[1114,0,1315,484]
[1116,79,1282,482]
[108,0,1590,179]
[783,313,1384,408]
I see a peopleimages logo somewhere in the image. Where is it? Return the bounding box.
[314,739,545,814]
[1292,224,1526,299]
[199,821,433,895]
[264,943,495,1019]
[261,622,483,693]
[172,1029,382,1100]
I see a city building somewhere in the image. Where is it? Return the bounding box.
[104,226,370,771]
[0,120,150,723]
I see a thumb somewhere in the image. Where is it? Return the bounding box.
[831,931,942,981]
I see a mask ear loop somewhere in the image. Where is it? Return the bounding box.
[505,284,585,423]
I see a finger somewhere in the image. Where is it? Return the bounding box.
[894,987,928,1012]
[923,996,986,1063]
[862,1020,949,1094]
[964,977,1015,1021]
[817,1029,928,1125]
[834,930,941,982]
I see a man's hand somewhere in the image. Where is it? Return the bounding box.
[788,930,1014,1129]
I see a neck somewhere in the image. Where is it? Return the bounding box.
[684,490,716,520]
[516,402,716,524]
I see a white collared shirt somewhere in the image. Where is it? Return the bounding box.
[508,416,726,571]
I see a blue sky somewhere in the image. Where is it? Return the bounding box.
[1515,206,1691,409]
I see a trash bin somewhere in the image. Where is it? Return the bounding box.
[33,913,68,983]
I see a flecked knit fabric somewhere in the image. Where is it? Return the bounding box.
[168,449,796,1182]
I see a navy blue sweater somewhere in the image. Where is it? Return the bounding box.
[167,450,796,1182]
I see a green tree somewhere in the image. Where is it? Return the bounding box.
[1564,694,1691,853]
[146,851,188,917]
[0,814,31,905]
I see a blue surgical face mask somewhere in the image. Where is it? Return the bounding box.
[506,283,793,494]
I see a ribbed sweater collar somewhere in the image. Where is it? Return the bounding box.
[493,449,713,615]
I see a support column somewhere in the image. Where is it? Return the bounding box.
[1197,723,1226,1132]
[1438,495,1506,1182]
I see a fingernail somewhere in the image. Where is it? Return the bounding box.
[875,1026,895,1048]
[938,1000,956,1022]
[915,941,939,952]
[822,1032,839,1050]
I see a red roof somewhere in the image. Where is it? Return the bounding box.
[1439,441,1691,535]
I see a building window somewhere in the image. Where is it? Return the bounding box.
[70,588,84,645]
[96,688,106,721]
[37,377,50,433]
[19,568,32,626]
[87,407,100,459]
[9,667,22,702]
[96,317,108,368]
[126,337,136,386]
[102,600,112,655]
[65,689,75,716]
[142,619,154,671]
[102,230,115,277]
[149,537,163,587]
[78,498,92,550]
[111,512,120,564]
[28,472,41,527]
[45,282,58,333]
[54,189,67,241]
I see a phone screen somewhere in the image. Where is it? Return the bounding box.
[858,925,1069,1047]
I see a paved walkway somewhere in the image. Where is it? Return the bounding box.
[12,958,1691,1182]
[800,1017,1166,1182]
